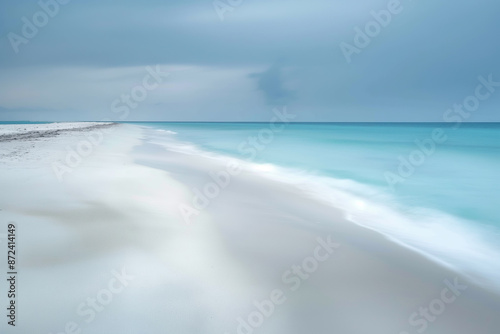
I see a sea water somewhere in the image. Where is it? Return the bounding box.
[134,122,500,289]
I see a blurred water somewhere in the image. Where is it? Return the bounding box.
[135,122,500,288]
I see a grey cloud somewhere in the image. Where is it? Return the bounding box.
[0,0,499,121]
[249,61,296,106]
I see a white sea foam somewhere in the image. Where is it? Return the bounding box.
[156,129,178,134]
[266,168,500,291]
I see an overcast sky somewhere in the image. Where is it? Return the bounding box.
[0,0,499,121]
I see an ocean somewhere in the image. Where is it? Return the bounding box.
[135,122,500,289]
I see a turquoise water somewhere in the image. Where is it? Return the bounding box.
[135,122,500,288]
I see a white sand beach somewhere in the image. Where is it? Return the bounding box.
[1,122,499,334]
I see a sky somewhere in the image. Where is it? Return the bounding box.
[0,0,499,122]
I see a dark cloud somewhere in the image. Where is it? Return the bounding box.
[249,60,296,106]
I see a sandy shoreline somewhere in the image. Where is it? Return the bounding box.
[0,122,115,142]
[0,122,499,334]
